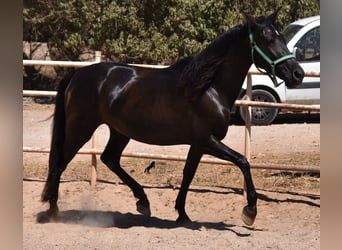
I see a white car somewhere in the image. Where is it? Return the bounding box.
[237,15,320,125]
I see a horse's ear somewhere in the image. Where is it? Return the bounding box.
[269,7,282,23]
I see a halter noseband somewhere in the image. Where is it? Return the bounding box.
[248,29,295,87]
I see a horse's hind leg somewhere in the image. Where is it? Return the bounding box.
[175,146,203,223]
[42,118,97,218]
[100,129,151,216]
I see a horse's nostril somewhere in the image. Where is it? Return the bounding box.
[293,69,304,81]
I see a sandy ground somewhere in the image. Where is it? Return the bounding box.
[23,100,320,249]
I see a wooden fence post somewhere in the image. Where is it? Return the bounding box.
[90,51,101,187]
[243,73,252,195]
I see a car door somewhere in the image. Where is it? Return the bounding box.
[285,26,320,105]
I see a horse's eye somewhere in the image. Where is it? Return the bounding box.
[262,28,275,43]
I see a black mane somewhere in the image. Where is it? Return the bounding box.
[178,23,248,99]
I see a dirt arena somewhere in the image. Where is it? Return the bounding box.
[23,100,320,249]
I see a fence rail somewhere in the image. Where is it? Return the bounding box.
[23,89,320,112]
[23,56,320,186]
[23,146,320,173]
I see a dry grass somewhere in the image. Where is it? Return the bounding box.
[23,153,320,193]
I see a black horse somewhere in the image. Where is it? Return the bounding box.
[41,9,304,226]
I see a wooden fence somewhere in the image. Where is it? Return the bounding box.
[23,53,320,186]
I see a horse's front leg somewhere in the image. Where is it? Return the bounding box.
[175,146,203,224]
[204,135,258,226]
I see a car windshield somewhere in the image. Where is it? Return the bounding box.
[282,24,303,44]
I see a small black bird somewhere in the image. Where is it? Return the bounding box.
[144,161,156,174]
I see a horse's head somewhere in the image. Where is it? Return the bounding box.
[243,8,304,88]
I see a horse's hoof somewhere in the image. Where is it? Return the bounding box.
[36,211,51,223]
[37,206,59,223]
[241,205,257,226]
[136,200,151,217]
[46,206,59,219]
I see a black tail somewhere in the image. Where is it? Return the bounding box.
[48,70,75,168]
[41,70,75,202]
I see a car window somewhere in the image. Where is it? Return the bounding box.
[282,24,302,44]
[294,27,320,62]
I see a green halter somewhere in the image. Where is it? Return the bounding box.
[249,32,295,87]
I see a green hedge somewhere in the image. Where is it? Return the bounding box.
[24,0,319,64]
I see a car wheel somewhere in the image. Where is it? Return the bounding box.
[239,89,278,125]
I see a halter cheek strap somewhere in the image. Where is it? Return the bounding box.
[249,32,295,87]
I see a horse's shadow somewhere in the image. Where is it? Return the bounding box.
[35,184,319,238]
[37,210,251,237]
